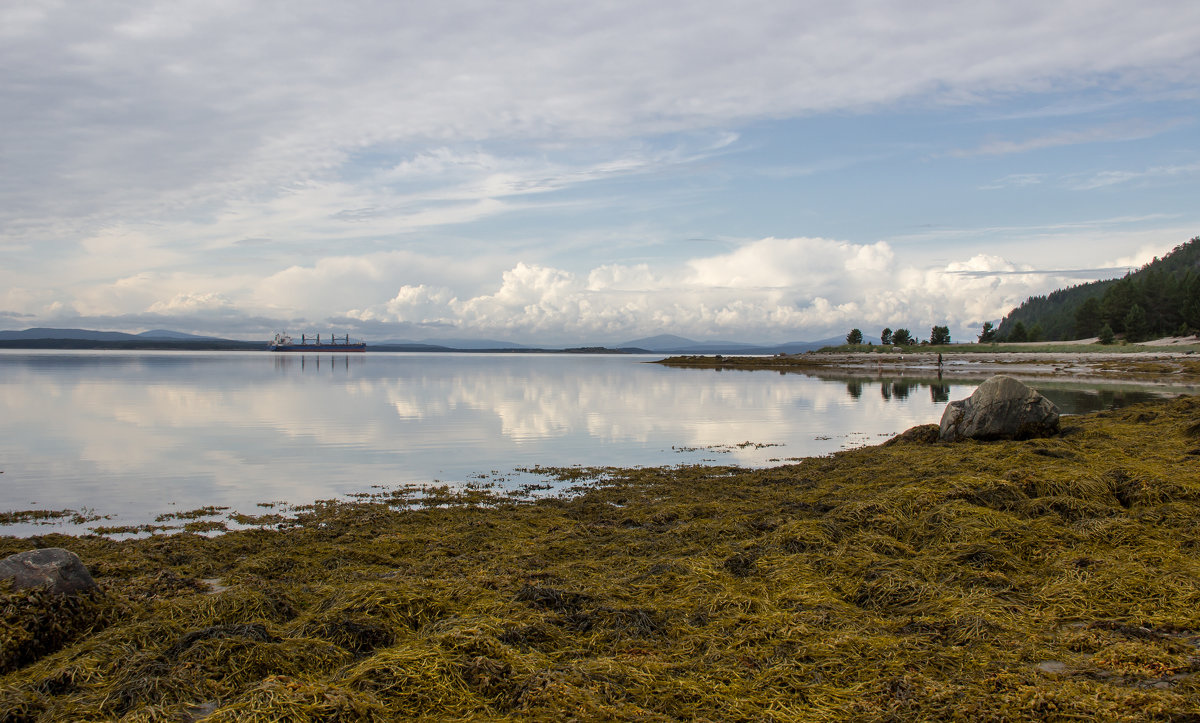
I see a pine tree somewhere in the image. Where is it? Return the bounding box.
[1074,297,1102,338]
[1124,304,1149,343]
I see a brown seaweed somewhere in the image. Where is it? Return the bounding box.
[2,395,1200,720]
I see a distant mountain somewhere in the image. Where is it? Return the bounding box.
[0,327,237,342]
[618,334,704,351]
[0,327,261,350]
[136,329,226,341]
[616,333,840,354]
[369,342,458,352]
[418,337,534,350]
[770,337,846,354]
[0,327,141,341]
[0,327,843,354]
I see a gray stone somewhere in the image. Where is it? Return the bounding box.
[1037,660,1067,675]
[0,547,97,595]
[939,375,1060,443]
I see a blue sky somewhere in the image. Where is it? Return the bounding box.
[2,1,1198,344]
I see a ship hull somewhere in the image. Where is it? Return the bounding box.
[269,343,366,352]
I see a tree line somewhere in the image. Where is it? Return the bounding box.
[995,236,1200,343]
[845,325,951,346]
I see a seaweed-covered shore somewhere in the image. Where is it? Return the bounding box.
[4,396,1200,721]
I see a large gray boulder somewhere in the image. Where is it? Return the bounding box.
[939,375,1059,442]
[0,547,97,595]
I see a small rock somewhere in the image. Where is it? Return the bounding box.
[884,423,940,446]
[0,548,97,595]
[939,376,1060,443]
[1036,661,1067,675]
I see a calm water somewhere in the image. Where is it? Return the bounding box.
[0,350,1186,535]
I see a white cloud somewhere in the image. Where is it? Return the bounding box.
[334,238,1103,343]
[5,0,1199,244]
[147,292,235,314]
[1107,245,1171,270]
[1063,162,1200,190]
[351,285,457,325]
[3,1,1199,340]
[980,173,1047,190]
[952,118,1191,157]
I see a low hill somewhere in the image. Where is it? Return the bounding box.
[0,328,261,350]
[137,329,226,341]
[996,236,1200,342]
[0,328,143,341]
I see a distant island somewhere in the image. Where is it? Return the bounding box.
[0,328,840,355]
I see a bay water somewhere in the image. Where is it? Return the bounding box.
[0,350,1183,535]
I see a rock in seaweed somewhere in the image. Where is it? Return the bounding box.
[939,375,1059,443]
[0,548,97,595]
[884,423,940,446]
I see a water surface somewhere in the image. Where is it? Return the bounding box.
[0,350,1186,535]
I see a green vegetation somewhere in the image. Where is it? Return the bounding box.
[0,510,106,526]
[3,396,1200,720]
[845,328,863,345]
[997,236,1200,342]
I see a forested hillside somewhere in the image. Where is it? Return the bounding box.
[996,236,1200,342]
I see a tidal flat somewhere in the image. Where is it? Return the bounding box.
[3,395,1200,721]
[657,347,1200,385]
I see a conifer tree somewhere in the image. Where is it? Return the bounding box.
[1123,304,1149,343]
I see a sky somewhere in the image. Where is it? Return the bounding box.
[2,1,1199,345]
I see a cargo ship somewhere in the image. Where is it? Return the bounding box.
[268,332,366,352]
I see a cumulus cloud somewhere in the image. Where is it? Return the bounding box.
[3,1,1198,341]
[147,292,236,314]
[333,238,1107,343]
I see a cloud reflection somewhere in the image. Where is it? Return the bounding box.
[0,352,1180,532]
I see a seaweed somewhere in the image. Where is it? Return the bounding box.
[3,396,1200,720]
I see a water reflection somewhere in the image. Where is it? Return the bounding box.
[0,351,1192,533]
[804,370,1184,415]
[273,354,364,374]
[930,384,950,404]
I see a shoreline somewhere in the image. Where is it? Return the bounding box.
[3,394,1200,719]
[656,348,1200,386]
[3,358,1195,538]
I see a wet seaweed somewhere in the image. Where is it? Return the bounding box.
[3,396,1200,719]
